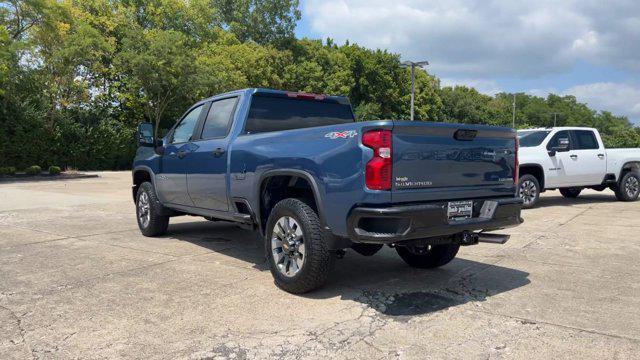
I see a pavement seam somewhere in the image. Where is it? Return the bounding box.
[468,307,640,343]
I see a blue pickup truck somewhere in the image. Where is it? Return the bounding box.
[133,88,523,293]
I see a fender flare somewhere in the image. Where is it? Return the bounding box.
[256,169,327,234]
[132,165,156,201]
[519,163,546,189]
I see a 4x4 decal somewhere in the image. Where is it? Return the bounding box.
[325,130,358,139]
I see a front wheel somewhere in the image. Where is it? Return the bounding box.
[396,243,460,269]
[136,182,169,237]
[518,174,540,209]
[559,187,582,198]
[265,198,333,294]
[614,172,640,202]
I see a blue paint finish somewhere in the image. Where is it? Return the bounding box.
[133,88,520,240]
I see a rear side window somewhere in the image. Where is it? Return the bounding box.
[244,96,354,134]
[573,130,599,150]
[201,97,238,139]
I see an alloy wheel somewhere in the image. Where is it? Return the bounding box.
[519,180,537,206]
[625,176,639,198]
[138,192,151,228]
[271,216,306,277]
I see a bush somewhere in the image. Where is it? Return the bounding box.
[25,165,42,176]
[0,166,16,175]
[48,165,61,175]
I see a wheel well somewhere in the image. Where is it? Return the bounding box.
[621,162,640,178]
[520,165,545,189]
[259,175,318,233]
[132,170,152,201]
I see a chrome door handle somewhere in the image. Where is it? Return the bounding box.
[597,154,605,158]
[570,154,578,159]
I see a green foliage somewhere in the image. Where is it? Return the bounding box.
[0,0,637,171]
[25,165,42,175]
[0,166,16,175]
[48,165,61,175]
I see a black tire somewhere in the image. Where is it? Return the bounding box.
[265,198,333,294]
[518,174,540,209]
[614,172,640,202]
[396,243,460,269]
[136,182,169,237]
[559,187,582,198]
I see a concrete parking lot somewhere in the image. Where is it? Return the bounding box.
[1,172,639,359]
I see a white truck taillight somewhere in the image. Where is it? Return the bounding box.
[362,129,392,190]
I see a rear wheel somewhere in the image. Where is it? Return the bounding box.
[559,187,582,198]
[136,182,169,237]
[518,174,540,208]
[396,243,460,269]
[614,172,640,202]
[265,198,333,294]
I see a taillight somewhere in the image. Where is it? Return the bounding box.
[362,129,392,190]
[514,136,520,185]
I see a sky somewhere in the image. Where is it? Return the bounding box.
[296,0,640,124]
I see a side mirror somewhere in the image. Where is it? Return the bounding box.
[137,123,155,147]
[548,138,569,156]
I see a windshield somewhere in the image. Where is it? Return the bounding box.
[518,130,551,147]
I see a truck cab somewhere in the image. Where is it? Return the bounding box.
[517,127,640,208]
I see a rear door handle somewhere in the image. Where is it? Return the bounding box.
[213,147,226,157]
[597,153,605,158]
[570,154,578,159]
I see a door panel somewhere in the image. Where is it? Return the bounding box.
[545,130,578,187]
[155,104,204,206]
[186,97,238,211]
[569,130,606,185]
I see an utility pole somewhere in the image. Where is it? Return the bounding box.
[512,93,516,128]
[550,112,562,127]
[401,60,430,121]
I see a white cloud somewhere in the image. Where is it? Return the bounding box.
[440,78,502,95]
[303,0,640,78]
[563,82,640,123]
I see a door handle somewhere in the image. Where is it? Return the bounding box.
[212,147,226,157]
[570,154,578,159]
[177,151,187,159]
[597,154,605,158]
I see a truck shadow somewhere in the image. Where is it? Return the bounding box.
[532,192,618,209]
[168,220,530,318]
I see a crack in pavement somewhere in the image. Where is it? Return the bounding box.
[0,304,35,359]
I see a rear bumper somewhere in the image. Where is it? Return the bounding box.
[347,197,523,244]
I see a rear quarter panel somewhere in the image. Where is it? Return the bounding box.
[229,121,393,237]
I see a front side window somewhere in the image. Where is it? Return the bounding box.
[201,97,238,139]
[245,95,354,134]
[517,130,551,147]
[572,130,599,150]
[171,105,204,143]
[546,130,571,150]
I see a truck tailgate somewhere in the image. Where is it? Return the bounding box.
[391,121,517,203]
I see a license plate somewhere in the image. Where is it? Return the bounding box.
[447,200,473,221]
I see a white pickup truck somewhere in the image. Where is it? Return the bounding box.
[517,127,640,208]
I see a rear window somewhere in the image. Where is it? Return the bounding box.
[573,130,599,150]
[517,130,550,147]
[244,95,354,134]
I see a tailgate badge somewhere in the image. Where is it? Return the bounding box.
[325,130,357,139]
